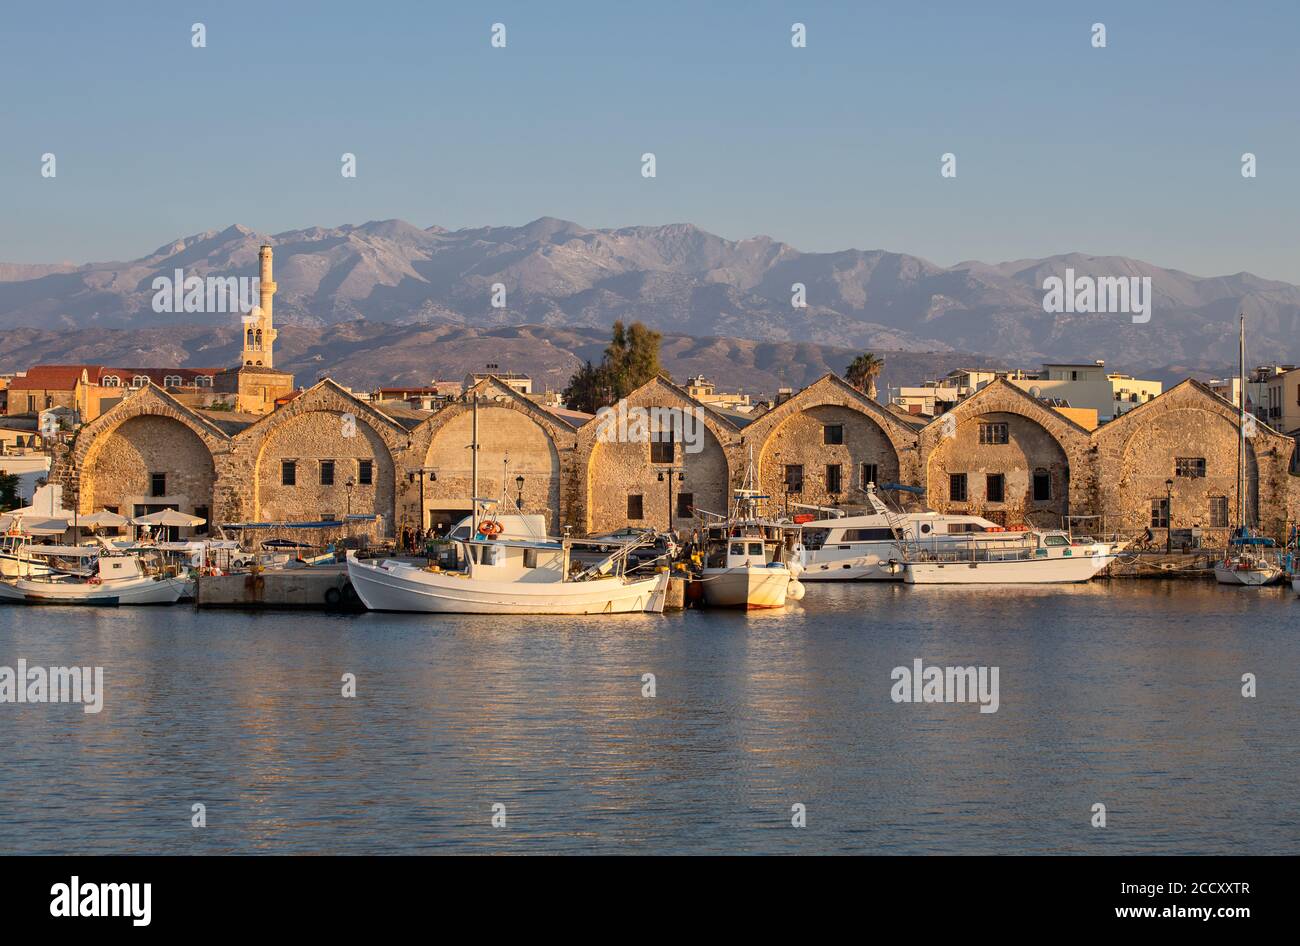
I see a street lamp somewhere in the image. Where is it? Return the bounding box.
[407,467,437,531]
[657,466,686,534]
[1165,477,1174,554]
[515,474,525,510]
[345,477,356,517]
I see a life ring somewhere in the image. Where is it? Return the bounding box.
[87,577,102,585]
[478,520,503,536]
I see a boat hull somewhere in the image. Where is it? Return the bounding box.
[801,554,891,581]
[701,566,790,608]
[346,557,669,614]
[0,575,189,605]
[1215,563,1283,586]
[901,551,1113,584]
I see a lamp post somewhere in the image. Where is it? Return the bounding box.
[515,474,525,511]
[1165,478,1174,554]
[345,477,356,517]
[407,467,438,531]
[657,466,686,534]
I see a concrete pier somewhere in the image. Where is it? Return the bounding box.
[196,565,362,610]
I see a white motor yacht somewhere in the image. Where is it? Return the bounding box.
[0,548,193,605]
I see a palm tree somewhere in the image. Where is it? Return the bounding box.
[846,352,884,400]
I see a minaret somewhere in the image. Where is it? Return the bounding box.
[241,244,278,368]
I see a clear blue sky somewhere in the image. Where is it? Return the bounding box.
[2,1,1296,279]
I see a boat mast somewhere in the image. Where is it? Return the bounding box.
[1237,313,1246,533]
[471,391,480,535]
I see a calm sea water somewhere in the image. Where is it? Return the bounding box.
[0,581,1296,855]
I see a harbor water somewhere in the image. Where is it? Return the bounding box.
[0,581,1296,854]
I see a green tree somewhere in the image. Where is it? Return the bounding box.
[563,321,665,412]
[0,473,20,512]
[846,352,884,400]
[561,360,610,415]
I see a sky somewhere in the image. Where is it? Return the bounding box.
[2,1,1297,280]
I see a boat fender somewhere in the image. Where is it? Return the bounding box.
[786,579,806,601]
[324,587,342,606]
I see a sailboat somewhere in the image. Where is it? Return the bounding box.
[1215,314,1283,586]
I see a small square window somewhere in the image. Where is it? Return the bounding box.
[627,494,644,520]
[986,473,1005,503]
[823,424,844,445]
[281,460,296,486]
[320,460,335,486]
[358,459,373,485]
[979,423,1009,445]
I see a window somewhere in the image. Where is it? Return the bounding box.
[784,464,804,492]
[320,460,335,486]
[281,460,296,486]
[358,459,373,485]
[321,511,339,522]
[163,375,182,388]
[196,375,212,388]
[676,492,694,519]
[986,473,1005,503]
[826,463,842,494]
[193,505,209,536]
[1209,496,1229,528]
[823,424,844,445]
[748,542,764,557]
[650,431,674,464]
[979,423,1009,445]
[1175,457,1206,478]
[1032,469,1052,502]
[860,463,879,489]
[950,472,968,502]
[102,375,120,387]
[627,494,644,520]
[26,395,35,412]
[131,375,149,388]
[149,472,166,497]
[1150,498,1169,528]
[842,527,895,541]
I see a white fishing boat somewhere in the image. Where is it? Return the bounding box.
[0,548,193,605]
[345,530,669,614]
[896,530,1117,584]
[695,454,805,609]
[699,520,799,608]
[0,534,57,578]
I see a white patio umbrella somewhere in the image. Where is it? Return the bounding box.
[16,517,71,536]
[79,510,129,529]
[132,509,206,528]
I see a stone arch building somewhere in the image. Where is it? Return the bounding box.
[1089,379,1295,539]
[228,379,408,529]
[406,377,577,534]
[575,376,738,533]
[63,384,230,526]
[742,374,920,512]
[919,378,1091,526]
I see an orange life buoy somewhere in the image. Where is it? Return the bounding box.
[478,520,503,536]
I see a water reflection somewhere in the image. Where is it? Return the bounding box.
[0,581,1295,854]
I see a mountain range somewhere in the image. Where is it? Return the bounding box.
[2,217,1295,385]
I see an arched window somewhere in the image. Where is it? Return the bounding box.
[131,375,150,388]
[164,375,182,388]
[101,375,120,387]
[196,375,213,388]
[255,329,263,351]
